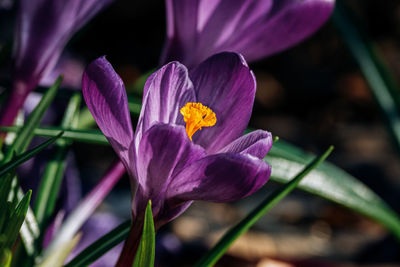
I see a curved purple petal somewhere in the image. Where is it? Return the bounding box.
[82,57,134,169]
[134,123,205,217]
[14,0,113,85]
[0,0,113,127]
[190,52,256,153]
[161,0,334,68]
[166,153,271,202]
[218,130,273,159]
[135,62,196,151]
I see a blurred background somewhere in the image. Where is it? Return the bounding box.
[1,0,400,266]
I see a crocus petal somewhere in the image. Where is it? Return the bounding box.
[218,130,273,159]
[14,0,113,85]
[190,52,256,153]
[134,123,205,217]
[167,153,271,202]
[0,0,113,127]
[135,62,196,151]
[161,0,334,68]
[82,57,134,169]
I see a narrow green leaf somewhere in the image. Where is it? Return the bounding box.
[195,146,334,267]
[133,201,155,267]
[34,94,80,228]
[268,140,400,240]
[76,107,94,129]
[0,176,16,234]
[18,195,40,256]
[1,190,31,250]
[64,220,130,267]
[2,76,62,163]
[0,174,13,203]
[0,133,63,178]
[0,126,107,145]
[0,201,11,234]
[0,249,11,267]
[333,3,400,151]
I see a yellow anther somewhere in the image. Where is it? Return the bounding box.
[180,102,217,141]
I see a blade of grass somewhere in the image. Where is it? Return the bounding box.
[195,146,334,267]
[76,108,94,129]
[1,190,31,251]
[268,140,400,241]
[34,94,80,229]
[0,249,11,267]
[0,126,108,145]
[0,133,63,177]
[64,220,130,267]
[132,201,155,267]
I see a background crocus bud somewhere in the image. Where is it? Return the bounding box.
[0,0,114,128]
[160,0,335,69]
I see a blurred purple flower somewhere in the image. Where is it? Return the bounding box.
[0,0,113,127]
[40,53,85,89]
[82,53,272,266]
[161,0,335,68]
[66,211,123,267]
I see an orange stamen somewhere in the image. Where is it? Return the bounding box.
[180,102,217,140]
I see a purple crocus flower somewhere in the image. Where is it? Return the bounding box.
[0,0,113,127]
[82,52,272,266]
[160,0,335,68]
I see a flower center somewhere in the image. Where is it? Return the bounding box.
[180,102,217,140]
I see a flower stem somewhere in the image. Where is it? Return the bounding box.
[0,81,31,131]
[115,215,144,267]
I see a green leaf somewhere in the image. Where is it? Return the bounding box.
[333,3,400,151]
[1,190,31,251]
[64,220,130,267]
[0,201,12,234]
[195,146,334,267]
[0,249,11,267]
[132,201,155,267]
[76,107,94,129]
[0,175,14,236]
[0,175,13,203]
[34,94,80,228]
[2,76,62,163]
[0,126,107,145]
[268,140,400,240]
[0,133,63,178]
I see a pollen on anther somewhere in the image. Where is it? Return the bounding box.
[180,102,216,141]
